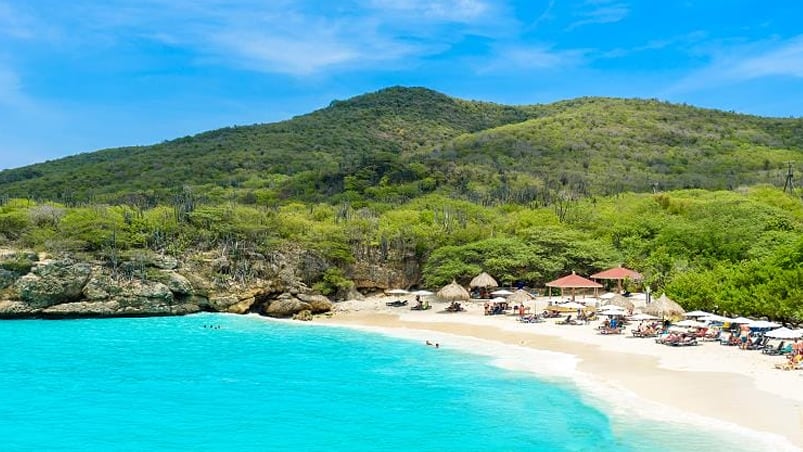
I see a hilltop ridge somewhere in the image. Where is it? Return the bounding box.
[0,86,801,204]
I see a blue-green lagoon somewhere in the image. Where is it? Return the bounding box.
[0,313,794,451]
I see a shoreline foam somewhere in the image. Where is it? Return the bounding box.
[303,298,803,450]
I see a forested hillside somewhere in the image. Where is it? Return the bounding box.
[1,87,801,207]
[1,87,802,322]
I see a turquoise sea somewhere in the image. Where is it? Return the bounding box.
[0,313,792,451]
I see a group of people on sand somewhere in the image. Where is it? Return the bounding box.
[774,338,803,370]
[411,296,431,311]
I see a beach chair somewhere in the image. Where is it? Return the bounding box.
[747,336,769,350]
[763,341,785,355]
[599,327,622,335]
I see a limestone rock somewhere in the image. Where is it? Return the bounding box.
[14,260,92,308]
[0,269,17,290]
[42,301,120,317]
[0,300,40,317]
[296,293,333,313]
[82,275,117,301]
[340,286,364,302]
[206,289,258,313]
[104,280,175,313]
[208,294,239,311]
[265,297,311,318]
[293,309,313,321]
[165,272,193,295]
[227,297,256,314]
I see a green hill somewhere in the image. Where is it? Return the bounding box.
[1,87,802,205]
[0,87,535,203]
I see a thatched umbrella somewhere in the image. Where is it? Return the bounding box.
[603,294,635,311]
[642,293,685,319]
[506,289,535,305]
[469,272,498,289]
[437,280,470,301]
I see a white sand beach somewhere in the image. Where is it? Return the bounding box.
[318,296,803,450]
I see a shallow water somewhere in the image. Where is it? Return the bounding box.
[0,314,791,451]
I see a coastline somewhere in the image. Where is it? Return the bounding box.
[315,297,803,450]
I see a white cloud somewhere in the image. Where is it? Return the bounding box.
[667,35,803,94]
[477,45,587,74]
[568,0,629,30]
[0,2,35,39]
[211,32,359,76]
[25,0,509,77]
[0,66,31,108]
[727,36,803,79]
[367,0,490,22]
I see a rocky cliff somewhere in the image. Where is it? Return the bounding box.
[0,249,336,319]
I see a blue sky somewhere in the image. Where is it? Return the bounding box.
[1,0,803,170]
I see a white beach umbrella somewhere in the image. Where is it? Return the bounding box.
[675,319,707,328]
[559,301,586,310]
[600,312,626,318]
[599,292,617,299]
[491,289,515,296]
[748,320,780,329]
[698,314,730,323]
[630,313,659,321]
[764,327,803,339]
[411,290,434,296]
[683,310,714,318]
[386,289,409,295]
[729,316,753,324]
[490,297,507,303]
[599,309,627,317]
[601,304,627,311]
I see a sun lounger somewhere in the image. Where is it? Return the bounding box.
[599,327,622,335]
[668,336,699,346]
[518,314,543,323]
[762,341,785,355]
[386,300,408,307]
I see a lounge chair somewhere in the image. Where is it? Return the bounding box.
[599,327,622,335]
[386,300,408,307]
[518,314,543,323]
[747,336,769,350]
[763,341,785,355]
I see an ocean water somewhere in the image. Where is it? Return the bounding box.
[0,314,793,451]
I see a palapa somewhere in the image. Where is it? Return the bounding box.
[469,272,498,288]
[437,280,470,301]
[642,293,685,318]
[603,294,635,311]
[591,266,643,293]
[506,289,536,305]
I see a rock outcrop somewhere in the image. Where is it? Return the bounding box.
[0,249,335,320]
[265,296,311,318]
[14,260,92,308]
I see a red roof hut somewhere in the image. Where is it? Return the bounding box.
[591,266,643,293]
[545,271,603,301]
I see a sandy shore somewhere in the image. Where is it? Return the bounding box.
[317,296,803,450]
